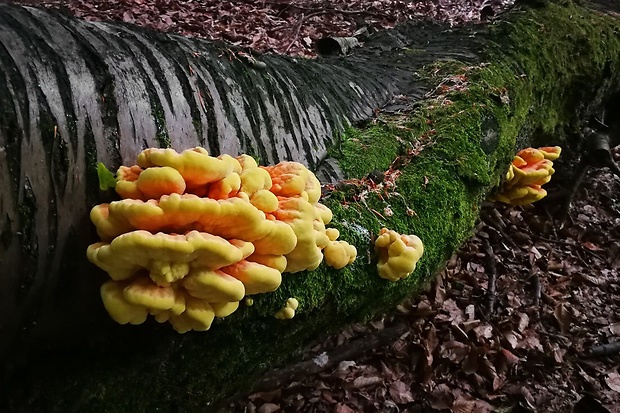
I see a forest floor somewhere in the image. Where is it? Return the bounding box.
[5,1,620,412]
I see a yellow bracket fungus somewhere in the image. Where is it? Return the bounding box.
[490,146,561,205]
[374,228,424,281]
[88,147,358,333]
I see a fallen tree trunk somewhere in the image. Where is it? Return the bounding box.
[1,1,620,412]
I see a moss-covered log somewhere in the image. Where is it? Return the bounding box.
[1,1,620,412]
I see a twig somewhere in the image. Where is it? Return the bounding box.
[587,341,620,357]
[482,238,497,315]
[532,274,541,307]
[530,234,603,260]
[480,209,518,248]
[556,156,589,224]
[283,11,324,54]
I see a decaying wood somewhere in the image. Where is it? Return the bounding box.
[587,341,620,358]
[482,238,497,315]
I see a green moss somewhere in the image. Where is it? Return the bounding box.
[153,106,172,148]
[331,123,414,178]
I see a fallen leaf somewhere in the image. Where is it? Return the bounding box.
[351,376,383,388]
[583,241,602,251]
[501,348,520,366]
[610,322,620,336]
[258,403,280,413]
[554,303,571,334]
[473,324,493,340]
[516,313,530,333]
[605,372,620,393]
[388,380,415,404]
[452,397,476,413]
[333,403,356,413]
[430,384,453,409]
[440,341,470,363]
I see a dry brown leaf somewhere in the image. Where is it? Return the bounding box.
[492,374,504,391]
[430,383,453,409]
[333,403,356,413]
[583,241,602,251]
[415,299,436,318]
[502,330,520,349]
[462,350,479,375]
[257,402,281,413]
[518,329,543,352]
[452,397,476,413]
[501,348,520,366]
[574,273,607,286]
[462,319,482,332]
[605,372,620,393]
[452,395,493,413]
[249,390,282,402]
[473,324,494,340]
[516,312,530,333]
[610,322,620,336]
[465,304,476,321]
[440,341,471,363]
[388,380,415,404]
[423,323,439,366]
[351,376,383,388]
[554,303,572,334]
[441,298,465,324]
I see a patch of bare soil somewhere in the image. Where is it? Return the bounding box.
[227,162,620,413]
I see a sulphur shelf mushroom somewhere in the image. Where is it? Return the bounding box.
[374,228,424,282]
[88,147,358,333]
[490,146,561,205]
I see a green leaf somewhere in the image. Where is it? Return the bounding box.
[97,162,117,191]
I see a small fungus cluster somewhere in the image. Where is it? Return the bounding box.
[88,147,357,333]
[374,228,424,282]
[490,146,561,205]
[275,298,299,320]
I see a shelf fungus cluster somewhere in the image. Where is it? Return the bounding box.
[87,147,357,333]
[490,146,561,205]
[374,228,424,282]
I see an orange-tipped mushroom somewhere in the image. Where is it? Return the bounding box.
[136,147,241,190]
[490,146,560,205]
[221,260,282,295]
[263,161,322,204]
